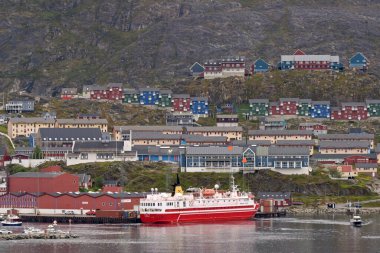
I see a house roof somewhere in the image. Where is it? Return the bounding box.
[355,163,377,169]
[72,141,126,152]
[257,192,291,199]
[39,128,103,141]
[10,172,67,178]
[319,140,370,149]
[123,88,138,94]
[268,146,310,156]
[107,83,123,88]
[230,139,272,146]
[9,117,55,124]
[349,52,368,62]
[191,97,208,102]
[338,165,354,173]
[160,89,172,94]
[365,99,380,104]
[249,99,269,104]
[172,94,190,99]
[299,99,312,104]
[281,55,339,62]
[254,58,269,65]
[133,145,182,156]
[139,88,160,92]
[318,134,374,140]
[312,153,377,160]
[276,140,315,146]
[248,130,313,136]
[118,125,243,133]
[190,62,205,72]
[56,118,108,124]
[311,101,330,105]
[132,132,181,140]
[279,98,299,102]
[341,102,366,107]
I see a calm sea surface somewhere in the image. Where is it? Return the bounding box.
[1,214,380,253]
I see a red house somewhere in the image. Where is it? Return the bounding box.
[8,172,79,193]
[106,83,123,101]
[299,123,328,135]
[90,85,108,100]
[270,98,299,116]
[172,94,192,113]
[331,102,368,120]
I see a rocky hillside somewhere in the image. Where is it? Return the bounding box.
[1,0,380,96]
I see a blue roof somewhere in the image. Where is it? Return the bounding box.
[349,52,368,64]
[190,62,205,73]
[253,59,269,72]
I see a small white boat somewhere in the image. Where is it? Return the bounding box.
[24,227,44,235]
[1,214,22,226]
[350,215,363,227]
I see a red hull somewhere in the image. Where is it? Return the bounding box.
[141,207,259,224]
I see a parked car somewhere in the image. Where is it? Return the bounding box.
[85,210,96,216]
[64,211,75,215]
[0,229,13,234]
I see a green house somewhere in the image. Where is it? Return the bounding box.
[123,88,139,104]
[249,99,269,116]
[366,99,380,117]
[158,89,173,107]
[298,99,312,116]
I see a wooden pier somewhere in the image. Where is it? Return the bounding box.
[20,214,141,224]
[255,209,287,218]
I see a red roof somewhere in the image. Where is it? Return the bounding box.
[293,49,306,55]
[340,165,354,173]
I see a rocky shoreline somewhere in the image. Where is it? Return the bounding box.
[287,207,380,215]
[0,233,79,241]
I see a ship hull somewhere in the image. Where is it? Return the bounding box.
[141,206,259,223]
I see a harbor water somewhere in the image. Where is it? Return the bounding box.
[0,214,379,253]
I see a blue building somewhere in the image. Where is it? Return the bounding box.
[252,59,269,73]
[182,146,310,174]
[190,62,205,77]
[310,101,330,118]
[191,97,209,117]
[349,52,368,71]
[139,88,160,105]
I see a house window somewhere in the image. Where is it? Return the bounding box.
[102,202,106,206]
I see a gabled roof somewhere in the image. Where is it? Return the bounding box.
[190,62,205,72]
[311,101,330,106]
[279,98,299,103]
[268,146,309,156]
[341,102,366,107]
[172,94,190,99]
[318,133,374,140]
[107,83,123,88]
[365,99,380,104]
[249,99,269,104]
[39,128,103,141]
[73,140,126,152]
[349,52,368,62]
[230,139,272,147]
[276,140,315,146]
[319,140,370,149]
[123,88,138,94]
[355,163,377,169]
[191,97,208,102]
[293,49,306,55]
[56,118,108,124]
[9,117,55,124]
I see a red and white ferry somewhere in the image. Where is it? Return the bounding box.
[139,175,260,223]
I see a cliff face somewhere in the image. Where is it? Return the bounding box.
[0,0,379,95]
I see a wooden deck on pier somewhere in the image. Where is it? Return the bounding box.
[255,210,287,218]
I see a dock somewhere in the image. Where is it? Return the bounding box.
[255,209,287,218]
[20,214,141,224]
[0,233,79,240]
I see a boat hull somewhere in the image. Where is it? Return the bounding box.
[141,207,258,223]
[2,222,22,226]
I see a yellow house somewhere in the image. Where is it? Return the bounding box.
[319,134,375,149]
[355,163,378,177]
[55,119,108,132]
[336,165,358,178]
[319,141,370,154]
[8,117,56,138]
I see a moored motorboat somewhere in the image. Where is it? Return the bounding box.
[350,215,363,227]
[1,214,22,226]
[140,175,260,223]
